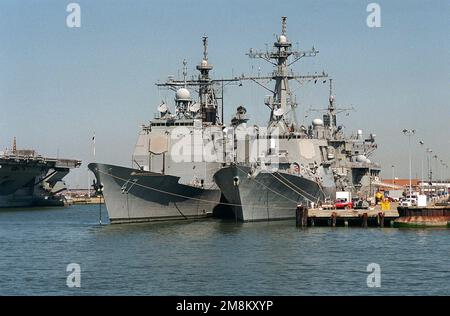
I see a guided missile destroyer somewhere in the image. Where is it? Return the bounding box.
[213,17,380,221]
[213,17,336,221]
[0,140,81,208]
[89,37,237,224]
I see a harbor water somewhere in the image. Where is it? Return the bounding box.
[0,204,449,295]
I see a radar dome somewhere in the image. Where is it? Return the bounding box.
[273,107,285,117]
[312,118,324,126]
[201,59,208,66]
[278,35,287,44]
[356,155,370,163]
[175,88,191,101]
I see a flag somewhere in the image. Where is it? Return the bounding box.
[92,132,96,157]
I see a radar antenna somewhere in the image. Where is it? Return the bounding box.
[155,36,241,124]
[306,78,355,133]
[240,17,328,131]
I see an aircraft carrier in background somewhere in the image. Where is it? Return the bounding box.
[0,138,81,208]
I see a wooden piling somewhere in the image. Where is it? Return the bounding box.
[331,212,337,227]
[362,213,368,228]
[296,205,308,227]
[378,212,384,228]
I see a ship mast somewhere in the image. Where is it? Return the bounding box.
[242,17,328,131]
[156,36,240,125]
[306,78,355,135]
[196,36,218,124]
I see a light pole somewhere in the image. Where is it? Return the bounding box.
[402,129,415,198]
[419,140,424,193]
[433,155,438,181]
[433,154,438,197]
[391,165,395,185]
[426,149,433,182]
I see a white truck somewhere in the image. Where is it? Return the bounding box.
[336,191,352,202]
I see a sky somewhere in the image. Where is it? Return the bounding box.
[0,0,449,188]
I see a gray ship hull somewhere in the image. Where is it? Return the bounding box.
[88,163,221,224]
[0,165,39,207]
[214,165,331,222]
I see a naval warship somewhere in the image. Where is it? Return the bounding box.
[213,17,337,221]
[213,17,381,221]
[89,37,238,224]
[0,139,81,207]
[310,79,381,203]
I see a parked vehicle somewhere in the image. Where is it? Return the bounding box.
[353,199,370,209]
[335,199,353,209]
[400,198,417,207]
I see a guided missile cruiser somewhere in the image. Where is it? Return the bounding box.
[89,37,238,224]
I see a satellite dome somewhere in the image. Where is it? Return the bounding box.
[201,59,208,66]
[278,35,287,44]
[175,88,191,101]
[312,118,324,126]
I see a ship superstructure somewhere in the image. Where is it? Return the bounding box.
[305,79,381,201]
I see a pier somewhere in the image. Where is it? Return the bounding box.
[295,206,399,228]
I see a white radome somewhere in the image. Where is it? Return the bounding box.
[356,155,371,163]
[201,59,208,66]
[273,107,285,117]
[312,118,324,126]
[278,35,287,44]
[175,88,191,101]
